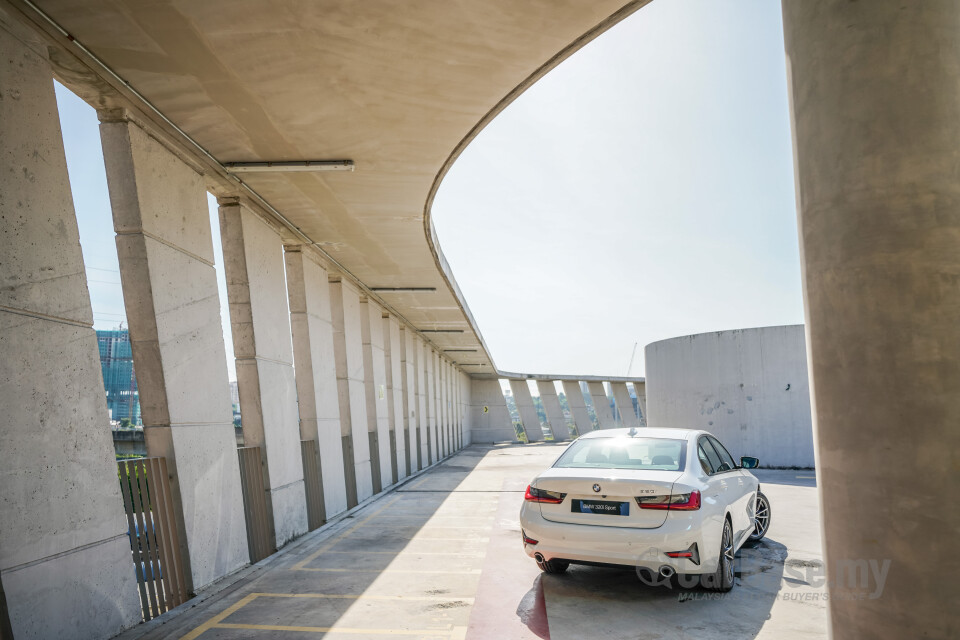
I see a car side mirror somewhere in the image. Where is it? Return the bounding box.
[740,456,760,469]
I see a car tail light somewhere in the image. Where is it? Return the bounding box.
[636,490,701,511]
[524,485,567,504]
[522,530,539,545]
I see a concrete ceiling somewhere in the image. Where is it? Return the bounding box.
[13,0,645,377]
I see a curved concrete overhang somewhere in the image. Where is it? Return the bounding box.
[6,0,648,377]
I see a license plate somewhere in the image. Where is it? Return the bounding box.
[572,499,629,516]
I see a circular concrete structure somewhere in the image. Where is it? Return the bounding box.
[645,325,814,468]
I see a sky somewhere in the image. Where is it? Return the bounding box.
[433,0,802,377]
[54,84,238,380]
[56,0,802,381]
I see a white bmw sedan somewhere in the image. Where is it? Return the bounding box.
[519,427,769,591]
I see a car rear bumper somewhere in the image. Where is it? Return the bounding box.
[519,502,716,574]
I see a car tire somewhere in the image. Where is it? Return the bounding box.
[702,518,735,592]
[536,558,569,574]
[747,491,771,544]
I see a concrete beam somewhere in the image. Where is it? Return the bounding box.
[587,381,617,429]
[399,327,415,476]
[508,380,545,442]
[468,380,516,443]
[0,26,140,638]
[425,348,437,464]
[414,336,429,469]
[99,112,248,591]
[537,381,571,441]
[610,381,639,428]
[219,198,306,549]
[561,381,591,436]
[783,3,960,635]
[384,315,405,483]
[632,381,647,425]
[359,298,391,493]
[329,278,373,506]
[284,246,348,519]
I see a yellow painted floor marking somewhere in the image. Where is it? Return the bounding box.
[180,592,472,639]
[215,623,454,635]
[796,476,816,479]
[322,549,485,556]
[297,568,482,574]
[350,524,493,531]
[292,496,400,571]
[179,593,259,640]
[245,592,475,603]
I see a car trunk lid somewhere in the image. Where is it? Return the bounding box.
[534,468,683,529]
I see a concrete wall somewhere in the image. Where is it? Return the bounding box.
[0,22,141,638]
[285,247,348,519]
[220,199,306,549]
[329,279,374,506]
[468,380,517,443]
[100,113,249,590]
[645,325,814,468]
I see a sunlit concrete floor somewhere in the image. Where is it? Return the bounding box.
[117,444,826,640]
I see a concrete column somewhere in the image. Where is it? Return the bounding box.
[454,369,462,449]
[610,382,640,428]
[399,327,415,476]
[509,380,545,442]
[461,372,474,446]
[384,315,405,483]
[284,246,348,518]
[782,4,960,636]
[537,381,570,441]
[0,25,140,638]
[99,113,249,590]
[425,349,437,464]
[561,381,591,436]
[359,298,391,493]
[219,199,306,548]
[329,278,373,506]
[415,337,428,469]
[468,379,516,443]
[440,359,450,456]
[632,381,647,425]
[587,381,617,429]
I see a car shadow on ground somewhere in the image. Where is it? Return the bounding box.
[520,539,790,640]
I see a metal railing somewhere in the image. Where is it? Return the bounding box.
[237,446,273,563]
[117,457,188,620]
[300,440,325,531]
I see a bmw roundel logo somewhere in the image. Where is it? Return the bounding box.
[593,484,601,493]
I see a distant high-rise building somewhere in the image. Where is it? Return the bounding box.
[96,329,141,425]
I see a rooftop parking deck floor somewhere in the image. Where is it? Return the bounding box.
[117,444,826,640]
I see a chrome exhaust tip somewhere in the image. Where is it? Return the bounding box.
[534,553,545,563]
[659,565,675,579]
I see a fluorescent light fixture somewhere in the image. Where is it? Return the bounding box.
[224,160,354,173]
[370,287,437,293]
[461,363,486,366]
[420,329,465,333]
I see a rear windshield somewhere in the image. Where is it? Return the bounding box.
[553,437,687,471]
